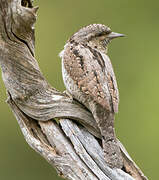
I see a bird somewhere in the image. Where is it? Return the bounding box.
[60,24,124,169]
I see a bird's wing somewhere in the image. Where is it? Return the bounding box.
[63,43,119,113]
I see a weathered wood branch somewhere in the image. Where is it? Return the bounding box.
[0,0,148,179]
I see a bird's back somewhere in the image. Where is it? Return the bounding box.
[60,41,119,113]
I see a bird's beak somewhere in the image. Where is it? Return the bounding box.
[107,32,125,39]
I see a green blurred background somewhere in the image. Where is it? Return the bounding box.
[0,0,158,179]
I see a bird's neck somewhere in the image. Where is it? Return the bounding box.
[87,40,107,54]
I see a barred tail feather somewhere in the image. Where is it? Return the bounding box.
[93,105,123,168]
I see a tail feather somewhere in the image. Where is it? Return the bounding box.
[93,105,123,168]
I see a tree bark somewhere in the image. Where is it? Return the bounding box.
[0,0,148,180]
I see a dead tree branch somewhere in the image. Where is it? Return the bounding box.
[0,0,148,179]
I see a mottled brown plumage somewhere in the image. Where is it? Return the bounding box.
[60,24,124,168]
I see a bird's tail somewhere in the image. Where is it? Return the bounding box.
[93,105,123,169]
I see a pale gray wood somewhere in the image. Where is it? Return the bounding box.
[60,119,135,180]
[0,0,148,180]
[8,99,98,180]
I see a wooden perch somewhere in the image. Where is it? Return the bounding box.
[0,0,148,179]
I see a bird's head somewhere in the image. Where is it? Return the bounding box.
[70,24,125,53]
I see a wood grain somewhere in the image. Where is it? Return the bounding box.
[0,0,148,179]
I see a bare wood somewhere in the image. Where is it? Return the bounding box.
[0,0,148,180]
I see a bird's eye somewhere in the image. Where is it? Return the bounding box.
[98,32,105,37]
[21,0,33,8]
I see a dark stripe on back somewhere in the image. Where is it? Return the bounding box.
[86,45,105,72]
[93,70,100,84]
[73,49,84,70]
